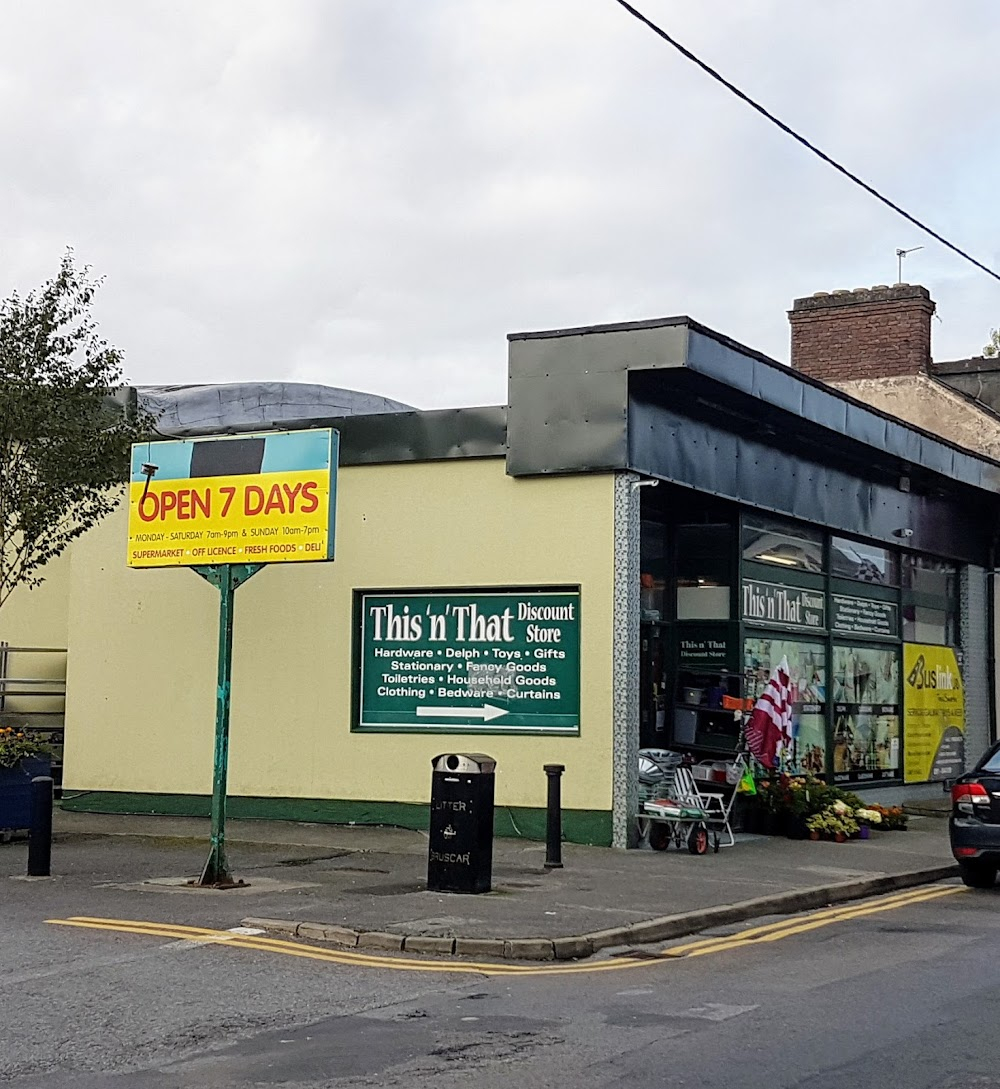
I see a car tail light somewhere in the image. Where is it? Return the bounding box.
[954,846,980,857]
[952,781,990,814]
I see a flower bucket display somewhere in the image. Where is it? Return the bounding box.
[0,729,53,833]
[805,799,859,842]
[0,758,51,831]
[749,772,910,839]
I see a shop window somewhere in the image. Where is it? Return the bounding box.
[832,644,901,783]
[640,519,667,621]
[830,537,898,585]
[902,556,959,645]
[639,626,668,749]
[676,524,732,620]
[743,636,826,777]
[672,666,742,753]
[742,515,823,573]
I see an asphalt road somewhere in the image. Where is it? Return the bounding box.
[4,844,1000,1087]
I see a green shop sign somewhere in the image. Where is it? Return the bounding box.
[831,594,898,638]
[677,624,734,667]
[355,589,581,733]
[742,578,825,631]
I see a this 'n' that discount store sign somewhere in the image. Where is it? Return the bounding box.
[355,589,581,734]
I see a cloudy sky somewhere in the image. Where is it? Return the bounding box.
[3,1,999,409]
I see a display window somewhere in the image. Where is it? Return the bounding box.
[901,556,959,645]
[742,516,823,573]
[831,644,901,782]
[676,524,733,620]
[830,537,898,586]
[640,518,666,621]
[744,635,826,776]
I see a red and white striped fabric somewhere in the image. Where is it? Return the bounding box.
[745,655,793,769]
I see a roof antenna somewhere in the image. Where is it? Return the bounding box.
[896,246,923,284]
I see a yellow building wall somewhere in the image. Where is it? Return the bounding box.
[62,459,616,815]
[0,547,72,712]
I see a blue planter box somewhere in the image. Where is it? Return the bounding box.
[0,758,52,832]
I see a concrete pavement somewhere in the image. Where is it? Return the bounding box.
[39,807,959,961]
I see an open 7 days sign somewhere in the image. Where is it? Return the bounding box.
[355,590,581,734]
[127,429,337,567]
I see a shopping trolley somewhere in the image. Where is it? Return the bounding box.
[637,747,749,852]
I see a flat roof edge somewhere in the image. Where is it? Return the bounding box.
[507,315,693,341]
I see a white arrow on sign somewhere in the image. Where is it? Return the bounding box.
[415,704,508,722]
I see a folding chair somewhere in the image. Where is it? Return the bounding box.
[688,752,747,849]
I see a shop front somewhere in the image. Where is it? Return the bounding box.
[638,499,966,793]
[509,314,998,842]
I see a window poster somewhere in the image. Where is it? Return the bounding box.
[832,644,901,782]
[744,637,826,776]
[902,644,964,784]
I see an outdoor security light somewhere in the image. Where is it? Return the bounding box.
[140,462,159,502]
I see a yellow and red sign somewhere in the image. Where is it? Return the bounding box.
[127,429,338,568]
[903,643,965,783]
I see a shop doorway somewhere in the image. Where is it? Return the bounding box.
[639,623,668,750]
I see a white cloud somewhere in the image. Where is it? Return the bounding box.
[1,0,998,408]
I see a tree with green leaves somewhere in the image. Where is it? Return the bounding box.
[984,329,1000,358]
[0,253,154,609]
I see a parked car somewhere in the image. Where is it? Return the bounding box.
[950,742,1000,888]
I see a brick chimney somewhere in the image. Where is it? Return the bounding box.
[788,284,935,382]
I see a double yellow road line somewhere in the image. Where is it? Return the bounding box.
[48,883,963,977]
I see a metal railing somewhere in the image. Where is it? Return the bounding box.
[0,644,67,790]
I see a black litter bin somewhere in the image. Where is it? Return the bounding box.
[427,753,496,894]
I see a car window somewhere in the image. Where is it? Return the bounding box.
[979,749,1000,774]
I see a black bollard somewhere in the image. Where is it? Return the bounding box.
[27,775,53,878]
[543,764,565,869]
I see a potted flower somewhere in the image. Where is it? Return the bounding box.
[828,810,860,842]
[854,807,883,839]
[0,728,52,833]
[805,804,859,842]
[750,774,826,838]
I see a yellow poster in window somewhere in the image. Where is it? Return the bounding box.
[903,644,965,783]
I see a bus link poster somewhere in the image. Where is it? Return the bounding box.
[127,429,338,567]
[903,643,965,783]
[355,589,582,734]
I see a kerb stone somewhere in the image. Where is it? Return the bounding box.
[357,931,404,952]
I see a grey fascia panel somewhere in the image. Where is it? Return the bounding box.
[798,382,846,431]
[879,417,924,464]
[508,321,690,379]
[686,329,755,395]
[628,397,990,563]
[843,402,890,452]
[507,371,627,475]
[914,431,956,478]
[508,314,692,343]
[277,406,508,466]
[682,331,1000,496]
[749,358,806,417]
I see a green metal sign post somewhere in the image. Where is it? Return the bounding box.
[128,428,338,890]
[192,562,265,886]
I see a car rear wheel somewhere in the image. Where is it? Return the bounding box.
[958,861,998,889]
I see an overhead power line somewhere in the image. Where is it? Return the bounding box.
[612,0,1000,285]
